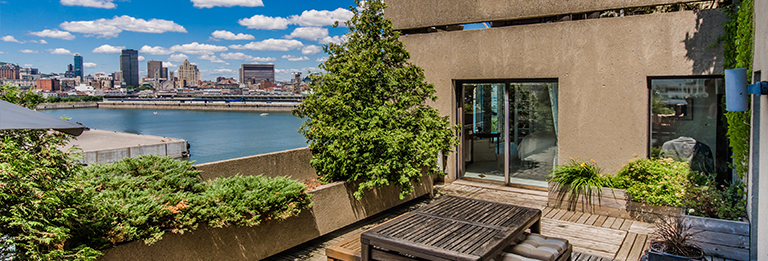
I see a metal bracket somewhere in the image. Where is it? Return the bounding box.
[748,81,768,95]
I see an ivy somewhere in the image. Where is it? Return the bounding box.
[294,0,458,199]
[721,0,753,179]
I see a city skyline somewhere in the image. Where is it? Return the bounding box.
[0,0,354,81]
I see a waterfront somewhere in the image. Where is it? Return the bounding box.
[41,108,308,164]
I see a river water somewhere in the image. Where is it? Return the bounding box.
[41,108,308,164]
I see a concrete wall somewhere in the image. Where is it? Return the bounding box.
[194,147,317,181]
[396,10,726,181]
[386,0,708,30]
[99,172,433,260]
[79,140,188,165]
[36,102,98,110]
[750,0,767,259]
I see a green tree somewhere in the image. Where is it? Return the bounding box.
[293,0,457,199]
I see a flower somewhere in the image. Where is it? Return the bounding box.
[580,163,587,167]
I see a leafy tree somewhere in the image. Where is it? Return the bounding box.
[293,0,457,199]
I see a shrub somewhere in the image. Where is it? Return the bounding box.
[549,159,612,211]
[684,175,746,221]
[613,158,691,207]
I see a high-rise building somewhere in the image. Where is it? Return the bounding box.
[239,64,274,86]
[178,60,200,87]
[147,60,163,79]
[73,54,83,80]
[120,49,139,87]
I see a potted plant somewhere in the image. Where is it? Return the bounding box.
[549,158,612,211]
[646,216,704,261]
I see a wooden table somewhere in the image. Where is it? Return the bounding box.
[360,196,541,261]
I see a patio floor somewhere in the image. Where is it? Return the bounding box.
[265,179,737,261]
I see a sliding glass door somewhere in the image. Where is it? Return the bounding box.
[460,80,558,187]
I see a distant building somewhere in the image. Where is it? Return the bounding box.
[178,59,200,87]
[147,60,164,79]
[120,49,139,87]
[65,64,76,78]
[0,63,20,80]
[37,78,61,92]
[239,64,274,87]
[112,71,123,88]
[74,54,83,79]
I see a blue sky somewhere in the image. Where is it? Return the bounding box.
[0,0,356,81]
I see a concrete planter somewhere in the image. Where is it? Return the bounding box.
[98,175,433,260]
[547,183,683,223]
[687,215,749,261]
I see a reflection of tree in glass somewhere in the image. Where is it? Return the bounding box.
[532,84,555,133]
[652,91,675,115]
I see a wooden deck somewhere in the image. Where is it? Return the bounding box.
[266,180,739,261]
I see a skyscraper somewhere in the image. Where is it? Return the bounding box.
[178,60,200,87]
[239,64,275,86]
[147,60,163,79]
[73,54,83,80]
[120,49,139,87]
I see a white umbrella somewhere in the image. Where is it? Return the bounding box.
[0,99,85,136]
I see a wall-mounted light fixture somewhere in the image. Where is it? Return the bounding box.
[725,68,768,112]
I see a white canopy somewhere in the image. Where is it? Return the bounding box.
[0,99,85,136]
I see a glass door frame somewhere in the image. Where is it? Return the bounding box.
[455,79,559,185]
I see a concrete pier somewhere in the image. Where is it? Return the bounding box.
[63,129,188,165]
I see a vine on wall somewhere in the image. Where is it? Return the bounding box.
[722,0,753,179]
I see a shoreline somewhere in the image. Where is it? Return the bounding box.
[37,101,298,112]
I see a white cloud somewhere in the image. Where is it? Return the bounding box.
[238,15,289,30]
[92,44,124,53]
[199,54,229,64]
[319,35,348,45]
[2,35,20,43]
[168,53,189,62]
[210,30,254,40]
[83,62,97,68]
[24,64,33,67]
[282,55,309,61]
[60,15,186,38]
[39,40,48,44]
[170,42,227,55]
[286,27,328,41]
[139,45,173,55]
[229,39,303,51]
[316,57,328,62]
[275,67,324,81]
[19,49,39,54]
[301,45,322,55]
[220,52,275,62]
[30,29,75,40]
[289,8,354,27]
[60,0,116,9]
[47,48,73,55]
[162,61,176,67]
[191,0,263,8]
[138,56,145,61]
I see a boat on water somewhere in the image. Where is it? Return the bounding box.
[260,113,269,116]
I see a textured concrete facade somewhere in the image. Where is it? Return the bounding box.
[386,0,710,30]
[750,0,767,259]
[394,9,726,181]
[194,147,317,181]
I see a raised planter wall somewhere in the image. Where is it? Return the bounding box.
[547,183,682,223]
[688,215,750,260]
[98,148,434,260]
[193,147,317,181]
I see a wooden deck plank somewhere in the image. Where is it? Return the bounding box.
[552,209,567,220]
[594,215,608,227]
[576,213,591,224]
[602,217,617,228]
[585,214,599,226]
[613,232,637,261]
[568,212,584,223]
[542,207,554,217]
[619,220,633,231]
[561,211,575,221]
[626,234,648,261]
[572,246,616,261]
[610,218,625,230]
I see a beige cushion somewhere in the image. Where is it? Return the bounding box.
[541,238,569,253]
[500,252,541,261]
[509,243,557,261]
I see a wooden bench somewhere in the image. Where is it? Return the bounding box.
[326,231,363,261]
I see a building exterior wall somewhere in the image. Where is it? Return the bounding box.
[147,60,163,79]
[394,9,726,181]
[239,64,275,85]
[74,54,83,80]
[751,0,767,259]
[386,0,716,30]
[178,59,200,87]
[120,49,139,87]
[0,64,20,80]
[36,79,61,92]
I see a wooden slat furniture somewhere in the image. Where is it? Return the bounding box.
[360,196,542,261]
[327,232,363,261]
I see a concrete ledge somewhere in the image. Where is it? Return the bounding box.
[194,147,316,181]
[65,129,188,165]
[98,174,433,260]
[98,102,297,112]
[36,102,98,110]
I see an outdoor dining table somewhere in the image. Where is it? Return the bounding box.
[360,196,542,261]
